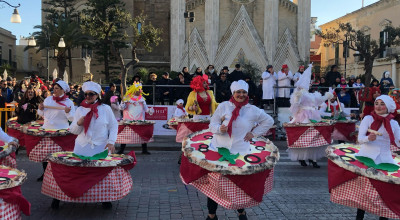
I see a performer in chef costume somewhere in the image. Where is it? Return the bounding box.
[174,99,188,119]
[356,95,400,171]
[319,89,346,120]
[119,82,154,154]
[38,80,75,129]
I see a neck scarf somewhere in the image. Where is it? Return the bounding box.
[370,111,396,146]
[325,101,340,112]
[227,96,249,137]
[53,94,67,107]
[80,100,100,134]
[177,105,186,113]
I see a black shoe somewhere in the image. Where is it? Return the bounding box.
[238,211,247,220]
[309,160,320,168]
[356,209,365,220]
[51,199,60,210]
[379,217,388,220]
[102,202,112,210]
[37,174,44,182]
[299,160,307,167]
[142,151,151,155]
[206,215,218,220]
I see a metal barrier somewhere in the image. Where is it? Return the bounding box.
[0,106,16,133]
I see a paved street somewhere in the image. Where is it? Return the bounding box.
[16,139,381,220]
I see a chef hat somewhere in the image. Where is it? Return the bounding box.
[295,63,312,90]
[55,80,70,93]
[376,95,396,113]
[230,80,249,94]
[176,99,184,105]
[82,81,101,94]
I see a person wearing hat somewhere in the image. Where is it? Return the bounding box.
[158,72,173,105]
[277,64,293,107]
[38,80,75,130]
[380,71,394,95]
[261,65,278,110]
[206,80,274,220]
[174,99,188,119]
[228,63,245,83]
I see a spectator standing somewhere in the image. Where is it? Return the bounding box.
[228,64,245,82]
[158,72,174,105]
[245,75,257,103]
[380,71,394,95]
[181,67,192,82]
[215,72,231,102]
[0,80,13,103]
[104,83,118,106]
[262,65,278,110]
[144,72,158,105]
[277,64,293,107]
[16,86,42,124]
[318,77,329,95]
[173,72,190,103]
[254,78,263,107]
[194,67,203,76]
[206,65,219,85]
[326,65,342,87]
[292,65,305,85]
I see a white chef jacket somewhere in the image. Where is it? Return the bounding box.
[37,95,75,129]
[292,72,303,84]
[319,101,345,117]
[356,115,400,165]
[70,104,118,157]
[174,107,187,119]
[209,101,274,155]
[277,71,293,98]
[0,127,15,143]
[262,71,277,99]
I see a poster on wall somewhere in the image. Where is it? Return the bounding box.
[145,105,177,136]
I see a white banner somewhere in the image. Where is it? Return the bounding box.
[145,105,177,136]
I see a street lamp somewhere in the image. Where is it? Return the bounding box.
[184,11,195,71]
[0,1,21,23]
[58,37,66,48]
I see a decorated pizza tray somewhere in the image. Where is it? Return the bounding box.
[48,151,135,167]
[6,117,24,130]
[0,165,27,190]
[322,119,357,124]
[167,118,178,126]
[21,121,71,137]
[176,118,210,123]
[327,143,400,185]
[182,129,279,175]
[283,122,334,127]
[0,142,16,159]
[119,120,155,125]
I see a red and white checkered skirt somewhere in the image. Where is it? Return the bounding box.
[287,127,330,148]
[28,137,63,163]
[116,126,154,144]
[0,156,17,168]
[331,176,399,219]
[0,200,21,220]
[183,169,274,210]
[41,163,133,203]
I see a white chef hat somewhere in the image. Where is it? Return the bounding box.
[230,80,249,94]
[375,95,396,113]
[82,81,101,95]
[55,80,70,93]
[176,99,184,105]
[295,63,312,90]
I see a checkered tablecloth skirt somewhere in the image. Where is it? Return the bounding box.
[183,169,274,210]
[28,137,63,163]
[0,156,17,168]
[287,127,330,148]
[41,163,133,203]
[330,176,399,219]
[116,126,154,144]
[0,200,21,220]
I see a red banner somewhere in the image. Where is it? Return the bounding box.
[145,107,168,120]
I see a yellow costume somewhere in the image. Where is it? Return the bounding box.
[185,90,218,116]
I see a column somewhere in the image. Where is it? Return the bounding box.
[170,0,186,71]
[264,0,279,64]
[392,58,397,87]
[205,0,219,64]
[296,0,311,62]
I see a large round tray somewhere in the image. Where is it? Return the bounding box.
[0,165,27,190]
[283,122,334,127]
[6,117,24,131]
[327,143,400,185]
[119,120,155,125]
[177,118,210,123]
[48,151,135,167]
[0,142,16,159]
[182,129,279,175]
[21,121,71,137]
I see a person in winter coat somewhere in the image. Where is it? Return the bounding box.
[261,65,278,110]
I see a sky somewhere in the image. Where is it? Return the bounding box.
[0,0,379,45]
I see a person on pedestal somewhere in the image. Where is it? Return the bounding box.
[186,75,218,120]
[206,80,274,220]
[174,99,188,120]
[289,64,333,168]
[380,71,394,95]
[119,82,154,155]
[54,81,118,210]
[354,95,400,220]
[277,64,293,107]
[37,80,75,181]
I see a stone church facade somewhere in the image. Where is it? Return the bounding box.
[41,0,310,82]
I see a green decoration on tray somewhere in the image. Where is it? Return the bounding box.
[72,149,109,160]
[309,119,320,123]
[355,156,400,172]
[218,148,239,165]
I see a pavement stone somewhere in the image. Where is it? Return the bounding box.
[13,137,383,220]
